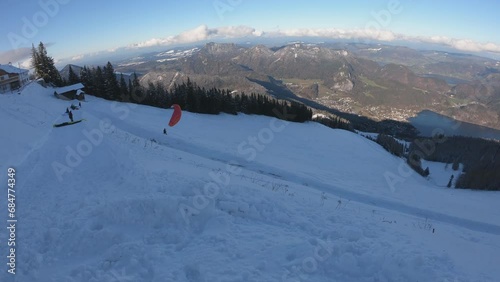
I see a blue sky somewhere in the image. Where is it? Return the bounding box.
[1,0,500,66]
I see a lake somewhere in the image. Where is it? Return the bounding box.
[408,110,500,140]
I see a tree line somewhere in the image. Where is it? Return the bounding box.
[407,136,500,190]
[360,130,500,190]
[75,62,313,122]
[376,134,405,157]
[312,115,353,131]
[362,131,500,190]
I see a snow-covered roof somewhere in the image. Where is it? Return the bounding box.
[54,83,84,94]
[0,64,28,74]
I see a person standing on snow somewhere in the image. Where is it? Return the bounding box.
[69,111,74,122]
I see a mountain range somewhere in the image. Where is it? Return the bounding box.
[114,42,500,131]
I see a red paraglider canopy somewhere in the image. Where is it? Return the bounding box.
[168,104,182,127]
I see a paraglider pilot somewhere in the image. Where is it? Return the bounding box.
[163,128,167,135]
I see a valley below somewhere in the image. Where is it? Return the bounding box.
[114,42,500,134]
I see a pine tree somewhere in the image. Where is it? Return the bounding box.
[80,66,93,92]
[68,65,80,84]
[239,93,249,114]
[146,82,157,106]
[185,78,197,112]
[223,92,237,115]
[31,44,41,76]
[130,72,144,103]
[93,66,105,98]
[119,73,129,101]
[31,42,63,86]
[128,79,133,101]
[103,62,119,100]
[156,81,168,108]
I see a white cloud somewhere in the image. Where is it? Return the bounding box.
[271,27,500,54]
[19,58,32,70]
[213,25,260,38]
[0,43,68,68]
[129,25,262,48]
[71,54,85,61]
[415,36,500,53]
[175,25,211,43]
[269,27,399,42]
[132,24,500,55]
[0,48,32,64]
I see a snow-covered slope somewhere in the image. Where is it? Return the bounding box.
[1,83,499,281]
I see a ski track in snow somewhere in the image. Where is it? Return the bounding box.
[1,83,499,282]
[83,104,500,236]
